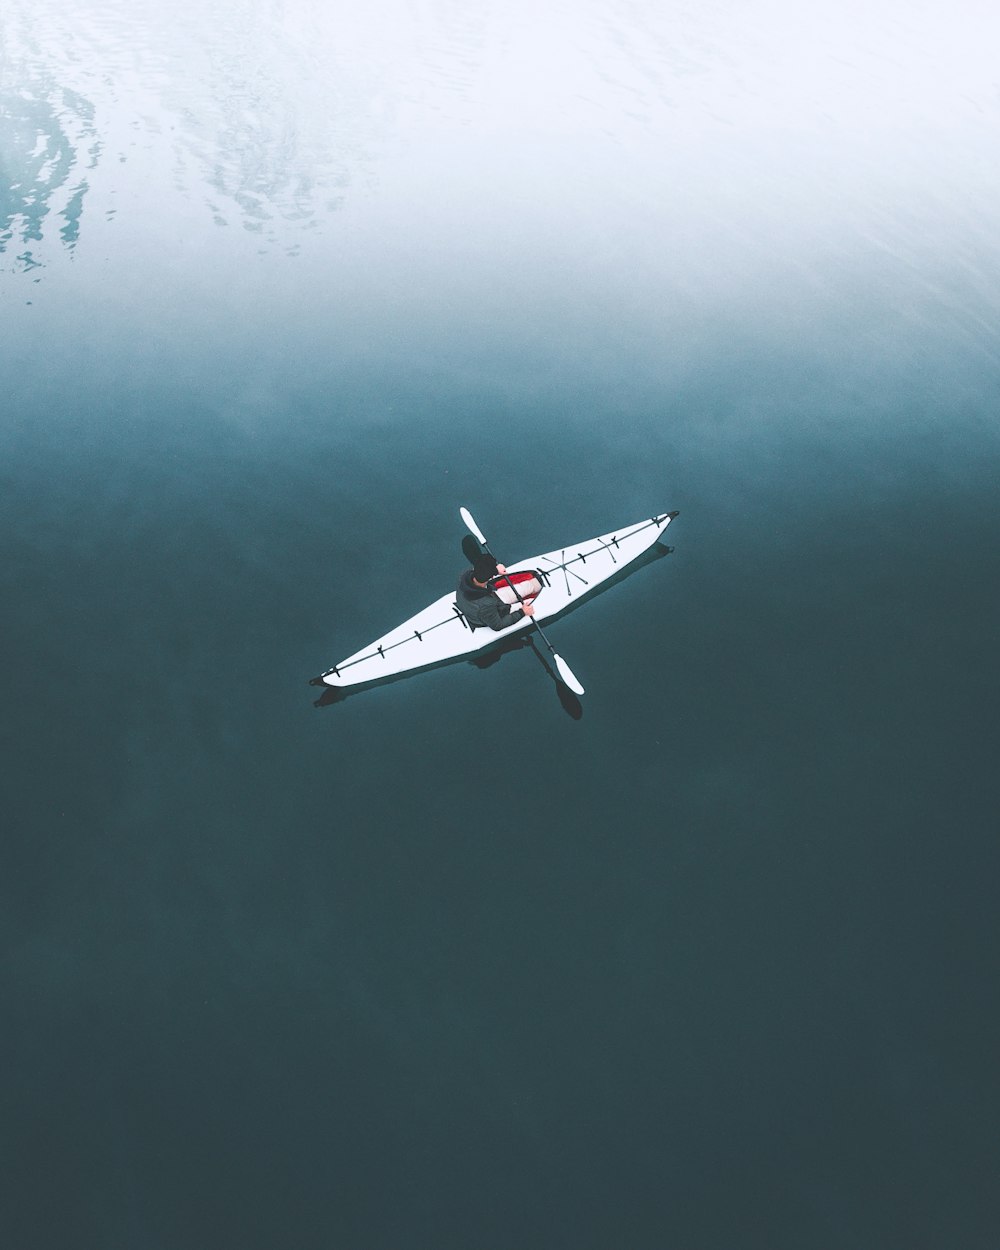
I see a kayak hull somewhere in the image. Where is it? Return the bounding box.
[313,510,678,690]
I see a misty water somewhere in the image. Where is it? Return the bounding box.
[3,2,999,1246]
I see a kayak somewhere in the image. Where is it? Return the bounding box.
[312,509,679,691]
[311,509,678,691]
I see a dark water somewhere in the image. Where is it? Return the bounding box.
[4,3,1000,1247]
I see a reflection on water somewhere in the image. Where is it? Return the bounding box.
[2,0,998,293]
[157,9,377,249]
[0,84,100,273]
[0,0,384,271]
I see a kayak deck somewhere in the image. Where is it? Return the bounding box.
[313,510,678,689]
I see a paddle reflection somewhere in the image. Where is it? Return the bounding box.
[524,639,584,720]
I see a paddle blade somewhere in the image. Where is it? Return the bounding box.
[554,653,585,696]
[459,506,487,546]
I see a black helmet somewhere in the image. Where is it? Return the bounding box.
[472,554,498,582]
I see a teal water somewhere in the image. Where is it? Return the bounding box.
[4,3,1000,1247]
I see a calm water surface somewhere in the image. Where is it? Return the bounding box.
[3,2,1000,1247]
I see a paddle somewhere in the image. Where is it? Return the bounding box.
[460,507,585,696]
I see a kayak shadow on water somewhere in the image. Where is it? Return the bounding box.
[311,540,674,715]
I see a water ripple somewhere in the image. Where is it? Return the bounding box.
[1,0,384,269]
[3,0,998,287]
[0,81,100,272]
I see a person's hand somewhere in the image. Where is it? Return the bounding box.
[496,563,507,575]
[521,601,535,617]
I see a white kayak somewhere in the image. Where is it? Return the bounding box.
[311,509,678,691]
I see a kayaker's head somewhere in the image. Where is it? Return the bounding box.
[472,554,498,585]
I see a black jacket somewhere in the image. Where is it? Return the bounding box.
[455,569,526,631]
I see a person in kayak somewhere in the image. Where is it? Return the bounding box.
[456,554,536,631]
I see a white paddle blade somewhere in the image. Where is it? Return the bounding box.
[459,506,487,546]
[554,654,585,696]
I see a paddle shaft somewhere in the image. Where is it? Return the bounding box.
[479,540,560,659]
[460,506,584,694]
